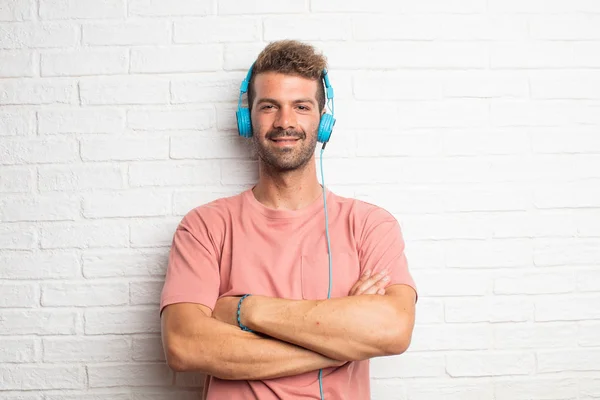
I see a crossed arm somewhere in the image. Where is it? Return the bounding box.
[161,270,416,380]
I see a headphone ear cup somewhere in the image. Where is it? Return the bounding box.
[236,107,252,138]
[317,113,336,143]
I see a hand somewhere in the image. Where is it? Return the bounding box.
[212,296,241,327]
[348,269,390,296]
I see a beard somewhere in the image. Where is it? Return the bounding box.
[251,126,318,172]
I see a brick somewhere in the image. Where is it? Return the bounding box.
[405,379,493,400]
[81,136,168,161]
[532,128,600,154]
[1,251,79,279]
[410,270,490,297]
[581,378,600,398]
[445,296,533,323]
[39,0,125,19]
[0,195,79,222]
[170,72,243,103]
[0,137,77,164]
[311,0,402,12]
[173,188,243,215]
[442,70,529,99]
[446,351,535,377]
[495,271,576,295]
[395,100,488,128]
[174,17,260,43]
[531,15,600,40]
[494,322,577,349]
[0,337,37,362]
[352,15,437,40]
[0,22,78,49]
[353,71,442,101]
[534,238,600,266]
[85,307,160,334]
[83,21,170,46]
[128,0,212,16]
[130,45,221,73]
[534,182,600,209]
[0,310,77,335]
[489,210,579,239]
[577,210,600,237]
[0,283,38,307]
[318,42,488,69]
[489,0,600,13]
[531,71,600,99]
[410,324,492,351]
[355,131,441,157]
[41,49,128,77]
[537,349,600,373]
[403,241,446,270]
[42,281,128,306]
[0,166,33,192]
[133,335,165,361]
[129,218,178,247]
[0,0,34,21]
[0,50,34,77]
[579,321,600,347]
[446,239,532,268]
[45,395,130,400]
[128,161,221,187]
[400,214,487,241]
[38,165,125,192]
[219,0,306,14]
[0,109,35,135]
[494,376,578,400]
[38,108,125,134]
[127,108,214,130]
[491,42,600,68]
[357,185,529,215]
[0,365,85,389]
[223,43,266,70]
[82,190,170,218]
[43,336,131,362]
[438,14,528,40]
[170,135,249,159]
[413,298,444,324]
[0,79,77,105]
[89,363,172,387]
[83,249,168,278]
[130,281,163,305]
[0,224,36,249]
[535,295,600,321]
[80,76,169,105]
[577,269,600,292]
[371,353,445,378]
[264,16,350,40]
[40,221,128,249]
[220,159,258,185]
[443,128,530,156]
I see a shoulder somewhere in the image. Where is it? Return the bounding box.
[330,191,397,224]
[178,191,244,235]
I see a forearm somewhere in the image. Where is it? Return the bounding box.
[165,312,342,380]
[243,294,411,362]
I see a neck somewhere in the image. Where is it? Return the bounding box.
[252,157,323,211]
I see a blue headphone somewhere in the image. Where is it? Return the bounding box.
[235,63,336,144]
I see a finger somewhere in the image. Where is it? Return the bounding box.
[354,270,390,295]
[377,288,385,295]
[349,269,372,295]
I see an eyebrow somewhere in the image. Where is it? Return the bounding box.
[256,98,317,106]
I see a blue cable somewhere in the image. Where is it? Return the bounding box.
[317,145,332,400]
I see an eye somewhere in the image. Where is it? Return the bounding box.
[260,105,274,110]
[297,105,310,111]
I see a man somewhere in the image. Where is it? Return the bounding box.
[160,40,417,400]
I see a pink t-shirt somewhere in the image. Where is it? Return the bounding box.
[160,187,417,400]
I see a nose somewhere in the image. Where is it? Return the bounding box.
[273,105,296,130]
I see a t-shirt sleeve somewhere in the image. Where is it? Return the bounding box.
[359,207,417,302]
[159,210,221,315]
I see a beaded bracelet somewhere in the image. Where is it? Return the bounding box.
[236,294,253,332]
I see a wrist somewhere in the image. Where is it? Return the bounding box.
[240,294,258,331]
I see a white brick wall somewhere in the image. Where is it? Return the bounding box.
[0,1,599,399]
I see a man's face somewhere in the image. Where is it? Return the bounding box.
[250,72,321,172]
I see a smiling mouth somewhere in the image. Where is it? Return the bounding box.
[270,138,300,143]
